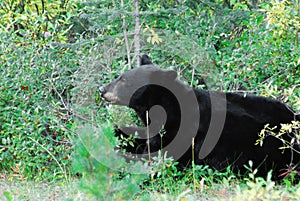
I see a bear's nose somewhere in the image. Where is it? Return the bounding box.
[99,86,106,96]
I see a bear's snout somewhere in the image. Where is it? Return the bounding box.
[99,85,120,104]
[99,86,106,96]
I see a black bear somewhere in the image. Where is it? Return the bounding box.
[99,55,300,179]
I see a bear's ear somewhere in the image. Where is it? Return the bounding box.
[140,54,153,65]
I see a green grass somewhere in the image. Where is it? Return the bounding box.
[1,176,300,201]
[0,179,86,201]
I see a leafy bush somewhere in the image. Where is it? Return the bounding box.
[0,0,78,41]
[233,172,300,201]
[72,123,147,200]
[0,31,79,180]
[257,121,300,179]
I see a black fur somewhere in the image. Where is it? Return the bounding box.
[100,59,300,180]
[140,54,153,65]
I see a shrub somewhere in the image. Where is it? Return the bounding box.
[0,31,79,180]
[72,123,147,200]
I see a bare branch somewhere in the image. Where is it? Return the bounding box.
[134,0,140,67]
[121,0,131,69]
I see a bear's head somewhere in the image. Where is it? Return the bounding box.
[99,64,178,107]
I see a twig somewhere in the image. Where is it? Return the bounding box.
[146,111,151,162]
[191,65,195,87]
[192,137,197,193]
[134,0,140,67]
[28,137,68,181]
[121,0,131,69]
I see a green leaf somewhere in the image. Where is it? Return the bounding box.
[3,191,13,201]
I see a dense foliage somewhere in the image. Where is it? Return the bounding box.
[0,0,299,190]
